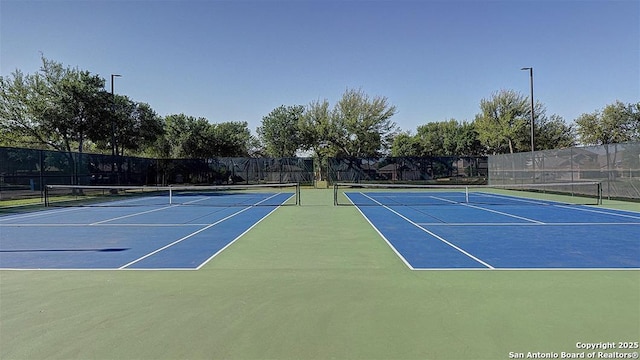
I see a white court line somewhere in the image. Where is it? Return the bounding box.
[554,204,640,220]
[118,193,281,269]
[4,266,636,271]
[0,193,292,271]
[90,195,224,225]
[359,192,495,269]
[410,267,640,271]
[375,193,544,224]
[474,192,554,205]
[0,207,84,222]
[476,192,640,221]
[461,203,545,224]
[415,222,640,226]
[196,194,295,269]
[346,194,415,270]
[0,223,209,227]
[90,205,176,225]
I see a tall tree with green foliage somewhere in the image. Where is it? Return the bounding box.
[534,114,575,150]
[161,114,210,158]
[0,57,110,154]
[299,89,397,180]
[160,114,253,158]
[303,88,397,158]
[392,120,482,157]
[257,105,305,157]
[1,57,113,187]
[474,89,530,154]
[575,101,640,185]
[210,121,254,157]
[575,101,640,145]
[109,97,164,156]
[390,132,420,157]
[330,88,398,157]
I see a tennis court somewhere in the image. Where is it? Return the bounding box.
[1,187,639,360]
[0,184,298,270]
[2,182,638,271]
[337,183,640,270]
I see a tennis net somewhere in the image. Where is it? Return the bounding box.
[334,181,602,206]
[45,183,300,207]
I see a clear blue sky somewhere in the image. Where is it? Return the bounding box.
[1,0,638,135]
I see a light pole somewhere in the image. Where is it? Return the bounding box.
[521,67,534,152]
[110,74,121,184]
[521,67,535,181]
[110,74,122,158]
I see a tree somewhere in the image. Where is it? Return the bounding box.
[534,114,575,150]
[1,70,38,147]
[0,57,110,154]
[390,132,420,157]
[575,101,640,185]
[394,120,482,157]
[162,114,209,158]
[474,89,529,154]
[414,122,445,156]
[298,89,397,180]
[257,105,305,157]
[1,57,113,188]
[160,114,253,158]
[455,121,484,156]
[210,121,254,157]
[330,88,398,158]
[575,101,640,145]
[111,98,163,156]
[302,88,397,158]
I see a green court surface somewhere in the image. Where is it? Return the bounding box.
[1,189,638,359]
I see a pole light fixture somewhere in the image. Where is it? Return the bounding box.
[110,74,122,184]
[110,74,122,158]
[520,67,534,152]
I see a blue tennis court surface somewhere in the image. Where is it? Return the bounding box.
[347,191,640,270]
[0,192,293,270]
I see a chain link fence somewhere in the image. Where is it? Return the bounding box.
[327,156,488,184]
[488,142,640,200]
[0,146,314,203]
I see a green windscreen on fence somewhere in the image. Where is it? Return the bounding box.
[0,146,314,204]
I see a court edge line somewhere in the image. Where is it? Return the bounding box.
[345,193,415,270]
[0,206,84,222]
[0,267,199,271]
[415,222,640,226]
[118,193,282,269]
[195,193,295,270]
[410,267,640,271]
[2,267,638,271]
[0,223,219,227]
[90,204,177,225]
[477,191,640,220]
[359,192,495,269]
[557,204,640,219]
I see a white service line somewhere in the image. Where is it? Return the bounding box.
[118,193,281,269]
[360,192,495,269]
[90,205,177,225]
[554,204,640,220]
[460,203,545,224]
